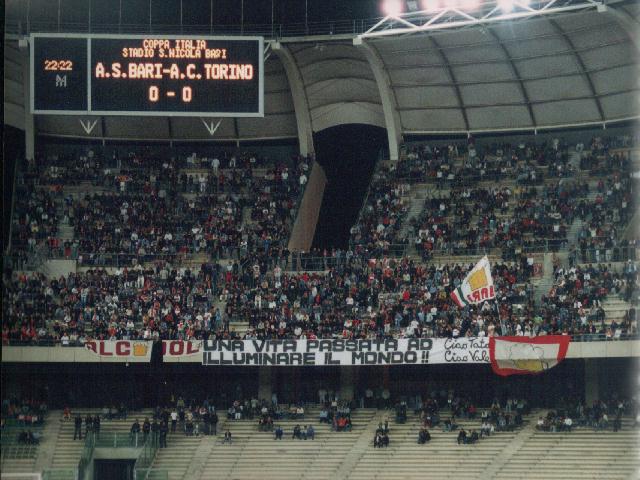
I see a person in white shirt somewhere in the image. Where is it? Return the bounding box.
[563,417,573,431]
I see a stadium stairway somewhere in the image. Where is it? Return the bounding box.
[333,409,389,480]
[0,446,38,476]
[47,408,154,472]
[602,297,635,326]
[0,415,49,476]
[494,417,640,480]
[568,149,582,171]
[345,410,538,480]
[533,253,556,304]
[567,218,585,250]
[149,425,203,480]
[478,417,537,479]
[196,406,378,480]
[32,413,62,473]
[399,183,432,240]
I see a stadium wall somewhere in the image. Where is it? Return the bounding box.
[1,358,637,409]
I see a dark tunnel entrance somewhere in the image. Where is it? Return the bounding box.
[311,124,387,250]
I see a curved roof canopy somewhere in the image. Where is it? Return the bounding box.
[365,4,639,133]
[4,2,638,141]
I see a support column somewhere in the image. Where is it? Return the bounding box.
[23,45,35,161]
[258,366,272,403]
[340,366,357,401]
[272,42,315,157]
[584,359,600,405]
[354,38,402,161]
[287,162,327,252]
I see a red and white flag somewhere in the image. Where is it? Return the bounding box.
[489,336,570,376]
[451,256,496,308]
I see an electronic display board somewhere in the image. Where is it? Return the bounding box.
[30,34,264,117]
[31,36,88,113]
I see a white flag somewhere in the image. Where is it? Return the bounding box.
[450,256,496,307]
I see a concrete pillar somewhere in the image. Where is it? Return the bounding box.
[584,359,600,405]
[354,38,402,161]
[272,42,315,157]
[258,367,272,402]
[340,366,357,401]
[287,162,327,252]
[23,47,35,161]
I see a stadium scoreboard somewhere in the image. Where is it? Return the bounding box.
[30,34,264,116]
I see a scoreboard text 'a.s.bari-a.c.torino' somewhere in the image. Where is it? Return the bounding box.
[30,33,264,117]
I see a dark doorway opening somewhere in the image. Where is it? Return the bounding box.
[312,124,386,249]
[94,459,136,480]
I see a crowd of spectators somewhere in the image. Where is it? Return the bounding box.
[3,135,638,344]
[10,185,59,254]
[11,148,309,266]
[70,192,246,264]
[401,136,572,188]
[1,397,47,447]
[1,397,47,427]
[349,163,410,257]
[408,180,584,258]
[3,252,637,345]
[541,262,637,338]
[536,394,637,432]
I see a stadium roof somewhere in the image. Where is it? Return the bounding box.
[4,1,639,146]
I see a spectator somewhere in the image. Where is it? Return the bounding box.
[73,414,82,440]
[130,419,141,444]
[159,420,168,448]
[417,427,431,444]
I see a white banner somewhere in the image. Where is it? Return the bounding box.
[84,340,154,362]
[162,340,203,362]
[202,338,490,366]
[0,340,154,363]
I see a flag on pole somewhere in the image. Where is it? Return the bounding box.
[489,336,571,376]
[450,256,496,307]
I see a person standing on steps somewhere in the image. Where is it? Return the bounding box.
[151,418,159,447]
[210,410,218,435]
[93,415,101,439]
[170,409,178,433]
[73,414,83,440]
[159,420,168,448]
[142,418,151,442]
[84,414,93,438]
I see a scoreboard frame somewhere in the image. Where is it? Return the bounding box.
[30,33,265,117]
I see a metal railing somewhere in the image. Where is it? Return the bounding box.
[134,469,169,480]
[92,431,150,448]
[132,433,164,480]
[288,248,408,271]
[41,469,77,480]
[3,333,638,349]
[409,238,638,259]
[570,333,639,342]
[77,431,96,480]
[5,18,381,39]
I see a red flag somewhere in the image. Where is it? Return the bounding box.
[489,335,570,376]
